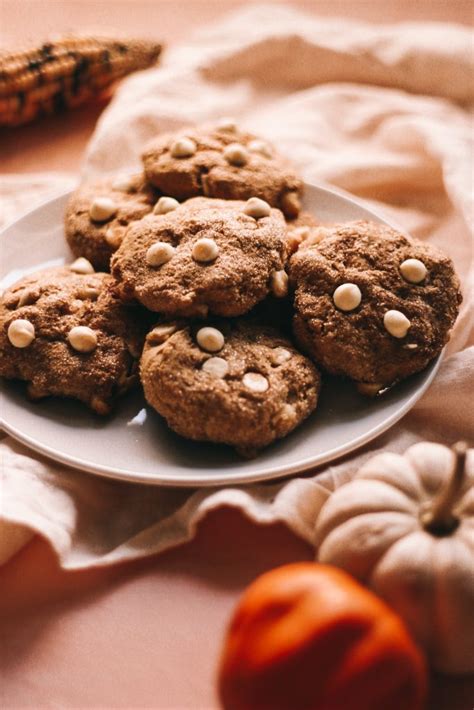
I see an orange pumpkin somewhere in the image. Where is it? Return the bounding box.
[218,563,427,710]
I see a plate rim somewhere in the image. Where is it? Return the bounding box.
[1,357,440,486]
[0,183,441,487]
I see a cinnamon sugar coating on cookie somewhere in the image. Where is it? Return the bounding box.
[111,197,288,317]
[140,319,320,454]
[289,220,461,390]
[65,173,158,271]
[142,124,302,217]
[0,266,146,413]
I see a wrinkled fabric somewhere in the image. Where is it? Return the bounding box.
[1,4,473,569]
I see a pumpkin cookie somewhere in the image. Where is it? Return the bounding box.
[111,196,288,317]
[141,122,302,218]
[65,173,158,271]
[289,220,462,394]
[0,263,146,414]
[140,319,321,454]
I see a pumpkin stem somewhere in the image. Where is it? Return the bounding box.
[421,441,468,536]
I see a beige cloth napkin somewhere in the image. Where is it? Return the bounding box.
[1,4,473,569]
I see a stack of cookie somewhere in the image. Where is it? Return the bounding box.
[0,121,462,456]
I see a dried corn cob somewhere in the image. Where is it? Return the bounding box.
[0,35,162,127]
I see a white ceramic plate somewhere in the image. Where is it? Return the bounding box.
[0,185,440,486]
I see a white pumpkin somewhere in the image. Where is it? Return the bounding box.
[315,441,474,674]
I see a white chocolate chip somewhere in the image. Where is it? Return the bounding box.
[77,286,100,300]
[248,139,273,158]
[271,270,288,298]
[192,238,219,263]
[384,310,411,338]
[223,143,249,167]
[196,327,224,353]
[153,196,180,215]
[202,357,229,378]
[68,326,97,353]
[148,323,178,345]
[7,319,35,348]
[243,197,271,219]
[270,347,291,366]
[333,283,362,312]
[89,197,117,222]
[105,225,126,248]
[243,372,269,393]
[70,257,95,275]
[111,174,136,192]
[170,137,196,159]
[406,343,418,350]
[216,117,237,132]
[280,191,301,218]
[146,241,175,267]
[400,258,427,284]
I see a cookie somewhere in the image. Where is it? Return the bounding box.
[140,319,321,454]
[111,196,288,317]
[141,123,302,218]
[0,264,146,414]
[289,220,462,393]
[65,173,158,271]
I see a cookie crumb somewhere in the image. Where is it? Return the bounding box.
[70,257,95,275]
[243,197,271,219]
[170,137,196,159]
[153,196,180,215]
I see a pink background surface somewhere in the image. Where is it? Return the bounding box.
[1,2,473,708]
